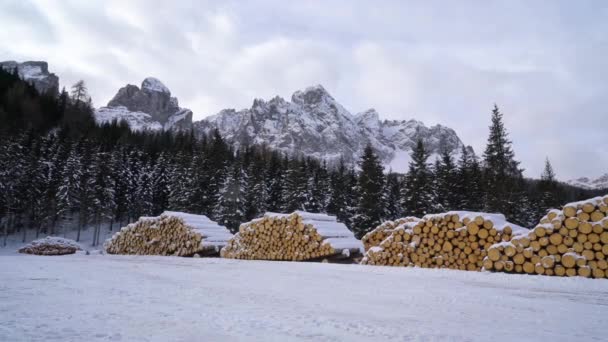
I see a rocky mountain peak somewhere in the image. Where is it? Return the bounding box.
[141,77,170,94]
[195,84,470,170]
[291,84,335,105]
[96,77,192,131]
[0,60,59,95]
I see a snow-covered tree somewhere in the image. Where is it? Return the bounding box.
[402,139,435,217]
[214,154,246,232]
[352,143,385,238]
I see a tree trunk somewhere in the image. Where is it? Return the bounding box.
[76,213,82,242]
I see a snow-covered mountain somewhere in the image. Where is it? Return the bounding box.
[195,85,470,170]
[567,174,608,190]
[0,61,59,95]
[95,77,193,131]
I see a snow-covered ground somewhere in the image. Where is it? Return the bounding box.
[1,254,607,342]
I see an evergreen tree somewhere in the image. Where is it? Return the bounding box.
[402,139,435,217]
[244,148,268,220]
[265,152,285,212]
[455,146,484,211]
[482,105,523,221]
[384,171,403,219]
[434,148,458,211]
[151,152,171,215]
[214,153,246,232]
[55,145,82,234]
[90,151,116,246]
[352,144,385,238]
[537,158,560,218]
[282,158,308,212]
[306,160,330,212]
[327,158,351,224]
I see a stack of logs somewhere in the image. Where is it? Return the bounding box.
[362,217,420,252]
[484,195,608,278]
[18,236,83,256]
[220,211,362,261]
[105,212,232,257]
[361,212,525,271]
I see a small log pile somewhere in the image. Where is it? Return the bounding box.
[362,217,420,252]
[220,211,363,261]
[484,195,608,278]
[361,212,527,270]
[18,236,83,256]
[105,211,232,257]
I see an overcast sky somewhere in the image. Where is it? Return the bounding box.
[1,0,607,180]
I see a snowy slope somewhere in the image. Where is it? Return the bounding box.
[95,106,163,131]
[1,255,606,342]
[195,85,471,169]
[566,173,608,190]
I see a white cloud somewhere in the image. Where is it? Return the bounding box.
[1,0,607,180]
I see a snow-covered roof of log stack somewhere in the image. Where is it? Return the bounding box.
[105,212,232,257]
[221,211,363,261]
[161,211,233,249]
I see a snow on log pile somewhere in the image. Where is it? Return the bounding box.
[485,195,608,278]
[361,212,526,270]
[220,211,363,261]
[105,211,232,257]
[362,217,420,252]
[18,237,82,256]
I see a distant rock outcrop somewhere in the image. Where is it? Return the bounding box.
[0,60,59,95]
[96,77,193,131]
[567,173,608,190]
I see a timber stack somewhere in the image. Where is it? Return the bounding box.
[18,236,83,256]
[361,212,527,270]
[362,217,420,252]
[484,195,608,278]
[220,211,363,262]
[104,211,232,257]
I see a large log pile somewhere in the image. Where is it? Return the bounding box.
[361,212,527,270]
[362,217,420,252]
[18,236,83,256]
[220,211,363,261]
[105,211,232,257]
[485,195,608,278]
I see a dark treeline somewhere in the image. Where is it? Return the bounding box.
[0,68,601,245]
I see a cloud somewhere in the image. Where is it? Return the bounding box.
[1,0,607,180]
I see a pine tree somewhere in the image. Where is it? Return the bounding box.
[537,158,559,218]
[352,143,385,238]
[327,158,351,224]
[305,160,330,212]
[90,151,116,246]
[482,104,523,221]
[151,152,171,215]
[434,147,459,211]
[265,152,285,212]
[455,146,484,211]
[135,160,154,217]
[244,149,268,220]
[384,171,403,219]
[55,145,82,234]
[214,153,246,232]
[402,139,435,217]
[282,158,308,212]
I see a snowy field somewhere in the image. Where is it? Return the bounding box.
[1,254,608,342]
